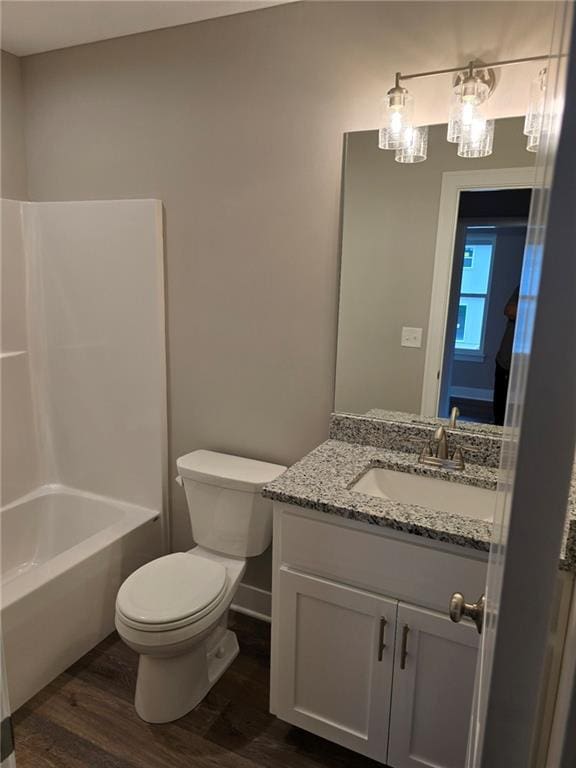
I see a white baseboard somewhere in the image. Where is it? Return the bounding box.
[231,583,272,623]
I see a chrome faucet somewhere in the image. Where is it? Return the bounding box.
[435,426,449,460]
[419,424,465,470]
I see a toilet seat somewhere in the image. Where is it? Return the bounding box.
[116,552,229,632]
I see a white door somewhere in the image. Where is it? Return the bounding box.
[275,567,397,761]
[465,8,576,767]
[389,603,479,768]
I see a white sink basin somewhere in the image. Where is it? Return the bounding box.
[351,468,495,522]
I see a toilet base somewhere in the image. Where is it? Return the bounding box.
[134,628,240,723]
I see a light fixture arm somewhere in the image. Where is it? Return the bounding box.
[396,54,551,84]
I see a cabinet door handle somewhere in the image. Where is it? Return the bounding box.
[400,624,410,670]
[377,617,387,661]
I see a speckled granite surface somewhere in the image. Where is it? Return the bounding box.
[263,439,576,571]
[363,408,504,436]
[330,413,503,467]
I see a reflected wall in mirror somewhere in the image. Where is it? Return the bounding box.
[335,118,535,429]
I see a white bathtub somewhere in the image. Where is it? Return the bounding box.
[1,485,162,710]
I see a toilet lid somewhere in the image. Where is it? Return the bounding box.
[116,553,228,626]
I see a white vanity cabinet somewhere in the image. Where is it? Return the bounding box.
[270,503,487,768]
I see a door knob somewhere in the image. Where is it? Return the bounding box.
[449,592,485,634]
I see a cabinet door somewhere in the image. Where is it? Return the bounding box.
[389,603,480,768]
[275,567,397,761]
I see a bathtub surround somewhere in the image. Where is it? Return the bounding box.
[0,198,167,709]
[1,199,167,512]
[0,51,27,199]
[13,1,558,590]
[23,200,167,510]
[1,200,38,503]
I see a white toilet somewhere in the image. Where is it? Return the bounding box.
[115,449,286,723]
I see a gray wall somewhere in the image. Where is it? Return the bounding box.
[14,2,554,589]
[1,50,27,198]
[335,120,535,416]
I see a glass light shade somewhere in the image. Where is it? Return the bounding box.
[378,89,414,150]
[526,92,564,155]
[447,75,489,143]
[526,132,540,153]
[395,126,428,163]
[447,97,480,143]
[524,68,547,137]
[458,117,495,158]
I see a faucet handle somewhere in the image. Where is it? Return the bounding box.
[419,443,432,462]
[451,447,465,469]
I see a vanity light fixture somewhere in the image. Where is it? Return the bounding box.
[379,55,551,162]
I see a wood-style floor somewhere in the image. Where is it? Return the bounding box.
[13,612,384,768]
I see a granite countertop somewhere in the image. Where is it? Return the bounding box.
[363,408,505,435]
[263,438,576,571]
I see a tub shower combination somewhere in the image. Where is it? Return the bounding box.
[1,198,167,710]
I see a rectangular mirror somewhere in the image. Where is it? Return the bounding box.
[335,118,535,429]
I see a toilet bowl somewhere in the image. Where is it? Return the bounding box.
[116,548,245,723]
[115,450,286,723]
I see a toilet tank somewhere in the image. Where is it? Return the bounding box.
[176,450,286,558]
